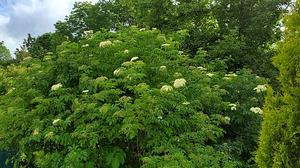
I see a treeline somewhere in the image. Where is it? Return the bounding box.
[17,0,290,78]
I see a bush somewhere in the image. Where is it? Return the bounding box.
[0,27,265,167]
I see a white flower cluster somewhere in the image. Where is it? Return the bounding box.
[172,0,180,5]
[250,107,263,114]
[82,90,89,93]
[96,76,108,82]
[130,57,139,62]
[99,40,112,48]
[32,129,39,136]
[51,83,62,91]
[52,119,61,125]
[124,49,129,54]
[120,57,139,68]
[206,73,214,77]
[197,66,207,71]
[182,101,190,105]
[189,66,196,70]
[137,83,149,89]
[44,55,52,60]
[159,65,167,72]
[119,96,132,102]
[82,44,89,48]
[174,78,187,88]
[139,28,146,31]
[84,30,93,36]
[161,43,171,48]
[224,116,231,122]
[228,103,237,111]
[122,61,134,67]
[160,85,173,93]
[109,28,117,33]
[254,84,267,93]
[225,73,238,77]
[113,68,124,76]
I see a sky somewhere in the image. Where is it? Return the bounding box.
[0,0,98,54]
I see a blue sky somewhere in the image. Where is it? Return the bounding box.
[0,0,98,54]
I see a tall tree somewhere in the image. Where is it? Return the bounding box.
[55,1,126,40]
[209,0,291,73]
[15,33,68,60]
[256,1,300,167]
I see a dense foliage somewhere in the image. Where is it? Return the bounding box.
[0,28,267,167]
[256,1,300,167]
[0,0,296,167]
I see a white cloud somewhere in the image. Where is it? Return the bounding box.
[0,0,98,54]
[0,15,10,25]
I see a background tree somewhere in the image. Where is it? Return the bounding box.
[53,0,290,79]
[15,33,68,61]
[256,1,300,167]
[55,1,127,41]
[0,41,11,61]
[209,0,291,76]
